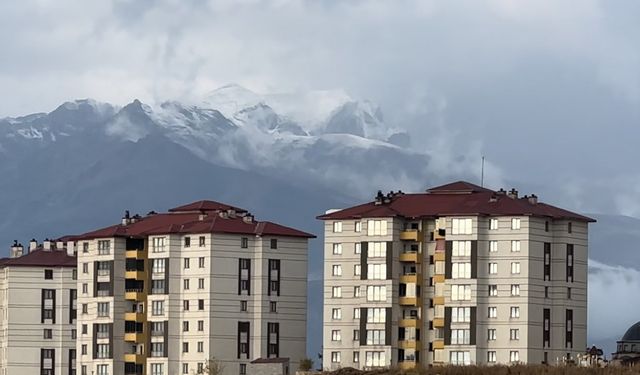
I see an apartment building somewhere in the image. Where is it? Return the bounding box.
[72,200,313,375]
[0,240,77,375]
[318,181,594,369]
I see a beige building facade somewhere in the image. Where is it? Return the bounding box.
[318,181,593,369]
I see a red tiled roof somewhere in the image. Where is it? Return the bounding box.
[317,181,595,222]
[250,358,290,364]
[0,248,76,268]
[169,200,247,213]
[70,201,315,241]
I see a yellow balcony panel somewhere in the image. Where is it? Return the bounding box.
[124,312,146,322]
[400,229,421,242]
[399,252,420,263]
[123,353,145,364]
[398,362,417,371]
[398,340,421,350]
[399,318,421,328]
[125,250,145,259]
[433,318,445,328]
[433,252,445,262]
[433,274,445,283]
[124,332,145,343]
[399,296,418,306]
[400,274,419,284]
[433,340,445,350]
[125,270,146,280]
[124,291,144,301]
[433,296,445,305]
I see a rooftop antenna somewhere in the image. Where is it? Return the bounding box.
[481,156,485,187]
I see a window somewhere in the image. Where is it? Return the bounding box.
[199,257,205,268]
[151,363,163,375]
[510,306,520,318]
[354,243,361,254]
[152,280,166,294]
[511,218,521,230]
[182,342,189,353]
[510,351,520,363]
[331,330,342,341]
[451,218,472,235]
[332,265,342,276]
[366,330,385,345]
[510,329,520,340]
[354,286,361,298]
[81,344,87,355]
[97,364,109,375]
[270,301,277,313]
[152,301,164,315]
[182,364,189,374]
[452,307,471,323]
[332,308,342,320]
[96,344,110,358]
[489,241,498,252]
[367,264,387,279]
[183,321,189,332]
[44,269,53,279]
[198,341,204,353]
[97,302,110,317]
[354,264,361,276]
[367,220,388,236]
[199,236,206,246]
[332,287,342,298]
[511,262,520,274]
[72,268,77,280]
[183,300,190,311]
[487,351,497,363]
[241,237,248,248]
[567,287,572,299]
[568,222,572,233]
[366,308,386,323]
[82,242,89,253]
[198,299,204,310]
[353,329,360,341]
[451,329,470,345]
[490,219,498,230]
[151,343,165,357]
[355,221,362,232]
[511,285,520,296]
[449,351,470,365]
[184,237,191,248]
[333,221,343,232]
[353,308,360,319]
[488,285,498,297]
[567,244,574,282]
[368,242,387,257]
[82,304,88,314]
[152,237,165,252]
[511,240,521,252]
[353,351,360,363]
[452,262,471,279]
[487,329,496,341]
[198,278,205,289]
[82,324,87,334]
[366,286,386,301]
[198,320,204,331]
[82,283,88,294]
[545,221,549,232]
[152,258,166,273]
[545,286,549,298]
[488,307,497,318]
[98,240,111,255]
[451,285,471,301]
[239,364,247,375]
[452,241,471,256]
[270,239,278,249]
[184,258,190,269]
[198,364,204,373]
[488,262,497,275]
[365,351,386,367]
[183,279,190,290]
[83,263,88,273]
[44,328,52,339]
[241,301,248,311]
[332,243,342,255]
[331,352,341,363]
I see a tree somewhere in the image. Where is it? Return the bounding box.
[299,358,313,371]
[199,358,225,375]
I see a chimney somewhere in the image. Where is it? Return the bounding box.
[243,214,254,224]
[130,214,142,224]
[374,190,384,205]
[29,238,38,252]
[496,188,506,196]
[43,239,52,251]
[507,188,518,199]
[10,240,23,258]
[528,194,538,205]
[66,241,76,256]
[227,209,236,218]
[122,210,131,225]
[218,211,229,219]
[56,241,64,249]
[199,213,208,221]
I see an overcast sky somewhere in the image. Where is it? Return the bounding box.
[2,0,640,214]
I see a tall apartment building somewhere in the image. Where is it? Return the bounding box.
[0,240,77,375]
[71,200,313,375]
[318,181,594,369]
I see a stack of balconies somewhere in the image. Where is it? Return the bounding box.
[432,221,446,363]
[124,240,147,375]
[398,224,423,369]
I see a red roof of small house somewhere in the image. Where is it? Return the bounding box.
[317,181,595,222]
[168,200,247,213]
[0,248,76,268]
[69,200,315,241]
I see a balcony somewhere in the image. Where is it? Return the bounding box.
[125,289,144,301]
[400,273,419,284]
[434,252,445,262]
[433,274,445,283]
[124,311,146,322]
[399,296,418,306]
[433,296,445,305]
[399,252,420,263]
[399,317,421,328]
[125,270,146,280]
[123,353,145,364]
[398,340,421,350]
[433,318,445,328]
[124,332,145,342]
[400,229,421,242]
[433,340,444,350]
[125,250,145,259]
